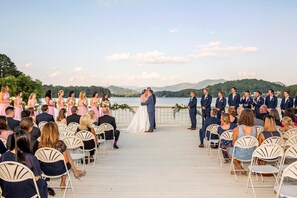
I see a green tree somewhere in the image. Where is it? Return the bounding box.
[0,54,23,78]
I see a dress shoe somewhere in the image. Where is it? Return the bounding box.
[47,187,56,196]
[198,144,204,148]
[113,144,119,149]
[145,130,153,133]
[190,128,196,130]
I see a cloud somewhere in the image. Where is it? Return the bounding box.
[169,28,178,33]
[23,62,32,68]
[74,66,84,72]
[107,51,189,64]
[237,71,256,77]
[49,70,60,78]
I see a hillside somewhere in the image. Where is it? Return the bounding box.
[155,79,286,97]
[107,85,140,97]
[284,84,297,97]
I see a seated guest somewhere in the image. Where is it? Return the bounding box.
[5,107,19,130]
[13,117,40,153]
[279,116,294,134]
[198,109,220,148]
[1,130,48,198]
[258,115,281,145]
[28,107,36,123]
[88,110,98,125]
[227,109,257,173]
[240,90,253,109]
[66,106,81,125]
[269,109,281,126]
[36,105,55,125]
[236,107,244,119]
[257,105,269,120]
[0,116,13,140]
[76,114,98,162]
[98,108,120,149]
[284,110,297,126]
[217,113,237,162]
[56,108,67,125]
[254,110,264,126]
[39,122,86,187]
[228,107,238,124]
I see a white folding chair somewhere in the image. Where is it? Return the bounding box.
[277,144,297,182]
[68,122,79,132]
[217,130,233,167]
[38,121,47,131]
[246,144,284,198]
[59,129,75,139]
[275,161,297,198]
[35,147,74,198]
[98,123,115,151]
[284,135,297,148]
[255,125,264,138]
[283,128,297,140]
[0,161,41,198]
[262,136,284,147]
[230,136,259,181]
[62,136,86,171]
[76,130,97,166]
[203,124,219,155]
[94,125,106,156]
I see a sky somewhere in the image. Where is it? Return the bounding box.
[0,0,297,87]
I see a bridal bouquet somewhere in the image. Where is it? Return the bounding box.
[83,101,88,107]
[34,104,39,111]
[9,97,15,104]
[111,103,135,114]
[101,101,110,108]
[63,102,68,107]
[71,100,76,106]
[172,104,190,118]
[21,101,26,109]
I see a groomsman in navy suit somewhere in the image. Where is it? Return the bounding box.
[295,96,297,108]
[280,90,294,117]
[228,87,240,111]
[188,91,197,130]
[201,88,212,124]
[240,90,254,109]
[215,91,226,119]
[265,89,278,112]
[253,91,265,118]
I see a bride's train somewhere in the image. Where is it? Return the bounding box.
[126,105,149,133]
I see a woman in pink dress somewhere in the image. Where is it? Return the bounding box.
[14,91,24,120]
[45,90,55,117]
[57,90,65,112]
[0,85,10,116]
[100,94,112,116]
[90,91,100,119]
[66,91,76,116]
[78,91,88,115]
[28,93,38,115]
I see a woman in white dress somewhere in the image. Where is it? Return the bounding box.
[126,90,150,133]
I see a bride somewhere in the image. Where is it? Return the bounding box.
[126,89,150,133]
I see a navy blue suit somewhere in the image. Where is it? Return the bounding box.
[199,117,220,145]
[265,96,278,109]
[240,97,254,109]
[188,97,197,128]
[295,96,297,108]
[36,112,55,125]
[141,95,155,131]
[201,94,212,123]
[228,93,240,110]
[280,97,294,117]
[215,97,226,119]
[254,97,265,118]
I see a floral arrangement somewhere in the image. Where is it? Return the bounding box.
[101,101,110,108]
[21,101,26,108]
[172,104,189,118]
[63,102,68,107]
[110,103,135,114]
[71,100,76,106]
[9,97,15,104]
[34,104,39,111]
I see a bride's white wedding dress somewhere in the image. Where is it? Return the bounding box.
[126,96,149,133]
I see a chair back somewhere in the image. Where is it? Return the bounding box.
[255,125,264,137]
[76,130,95,141]
[262,136,284,146]
[68,122,79,132]
[206,124,219,133]
[59,129,75,139]
[220,130,233,141]
[38,121,47,130]
[252,144,284,160]
[285,135,297,148]
[98,123,115,140]
[35,147,65,163]
[62,136,84,150]
[283,128,297,140]
[284,144,297,159]
[0,161,40,197]
[234,136,259,149]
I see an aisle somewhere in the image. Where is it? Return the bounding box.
[56,126,274,198]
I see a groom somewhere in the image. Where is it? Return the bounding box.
[141,89,155,132]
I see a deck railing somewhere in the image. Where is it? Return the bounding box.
[112,106,203,126]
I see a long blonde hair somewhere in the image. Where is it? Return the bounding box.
[39,122,60,148]
[263,116,277,132]
[79,91,86,100]
[58,90,64,97]
[79,114,91,130]
[29,93,36,100]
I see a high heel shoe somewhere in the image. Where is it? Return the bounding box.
[74,170,86,178]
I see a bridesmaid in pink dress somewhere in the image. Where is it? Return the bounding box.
[14,91,24,120]
[100,94,112,116]
[66,91,76,116]
[45,90,55,117]
[28,93,38,115]
[90,91,100,119]
[78,91,88,115]
[0,85,10,116]
[57,90,65,112]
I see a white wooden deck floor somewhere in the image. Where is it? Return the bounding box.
[55,126,275,198]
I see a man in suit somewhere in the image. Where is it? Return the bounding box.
[188,91,197,130]
[240,90,253,109]
[141,90,155,132]
[253,91,265,118]
[5,107,19,130]
[257,105,269,120]
[198,109,220,148]
[295,96,297,108]
[66,106,81,125]
[147,87,156,129]
[98,108,120,149]
[265,89,278,112]
[215,91,226,119]
[201,88,212,125]
[36,105,55,125]
[228,87,240,112]
[280,90,294,117]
